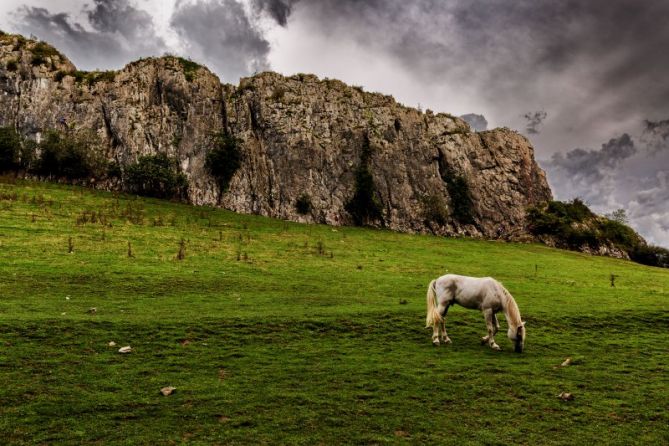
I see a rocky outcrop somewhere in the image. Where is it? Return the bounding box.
[0,33,552,239]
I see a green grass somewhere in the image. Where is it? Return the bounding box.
[0,180,667,445]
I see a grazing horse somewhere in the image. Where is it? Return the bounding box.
[425,274,526,352]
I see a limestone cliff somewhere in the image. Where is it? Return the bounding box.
[0,33,552,238]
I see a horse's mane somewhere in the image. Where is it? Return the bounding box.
[498,283,522,328]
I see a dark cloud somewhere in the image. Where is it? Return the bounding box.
[252,0,297,26]
[171,0,270,81]
[13,0,166,70]
[459,114,487,132]
[547,134,635,187]
[641,119,669,154]
[523,111,547,135]
[277,0,669,151]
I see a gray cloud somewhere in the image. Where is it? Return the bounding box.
[13,0,166,70]
[543,130,669,247]
[544,134,636,206]
[459,114,488,132]
[523,111,548,135]
[550,134,636,181]
[170,0,270,82]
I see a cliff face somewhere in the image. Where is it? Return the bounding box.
[0,33,552,238]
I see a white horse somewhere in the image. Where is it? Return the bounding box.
[425,274,526,352]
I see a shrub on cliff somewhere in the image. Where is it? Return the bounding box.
[437,161,475,225]
[295,194,312,215]
[126,153,188,200]
[345,135,383,226]
[421,194,448,226]
[29,41,62,66]
[0,127,22,172]
[445,174,475,225]
[34,131,98,179]
[526,199,595,244]
[205,133,242,200]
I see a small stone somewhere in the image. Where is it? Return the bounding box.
[561,357,572,367]
[108,341,116,347]
[160,386,176,396]
[558,392,574,401]
[87,307,97,314]
[118,346,132,354]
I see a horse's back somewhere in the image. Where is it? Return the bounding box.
[437,274,498,288]
[435,274,501,309]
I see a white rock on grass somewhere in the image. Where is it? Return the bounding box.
[558,392,574,401]
[160,386,176,396]
[108,341,116,347]
[118,346,132,354]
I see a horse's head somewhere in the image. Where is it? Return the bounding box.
[508,321,526,353]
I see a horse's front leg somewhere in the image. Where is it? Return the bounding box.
[482,309,501,351]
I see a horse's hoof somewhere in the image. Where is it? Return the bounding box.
[432,340,440,347]
[443,337,452,344]
[491,344,501,351]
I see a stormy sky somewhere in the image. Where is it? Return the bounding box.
[1,0,667,246]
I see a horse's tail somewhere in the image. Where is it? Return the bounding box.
[425,279,442,328]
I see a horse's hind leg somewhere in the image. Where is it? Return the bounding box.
[432,303,450,346]
[438,305,451,344]
[482,309,501,350]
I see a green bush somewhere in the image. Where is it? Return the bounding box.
[34,131,97,179]
[175,57,201,82]
[527,199,596,238]
[565,227,599,249]
[526,200,659,263]
[526,206,565,235]
[205,133,242,200]
[546,198,593,223]
[446,175,475,224]
[630,245,669,268]
[295,194,312,215]
[106,161,122,179]
[421,194,448,226]
[30,41,61,66]
[345,134,383,226]
[71,70,117,85]
[126,153,188,200]
[0,127,22,172]
[437,162,474,225]
[597,219,640,251]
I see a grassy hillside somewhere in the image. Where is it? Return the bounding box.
[0,180,667,445]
